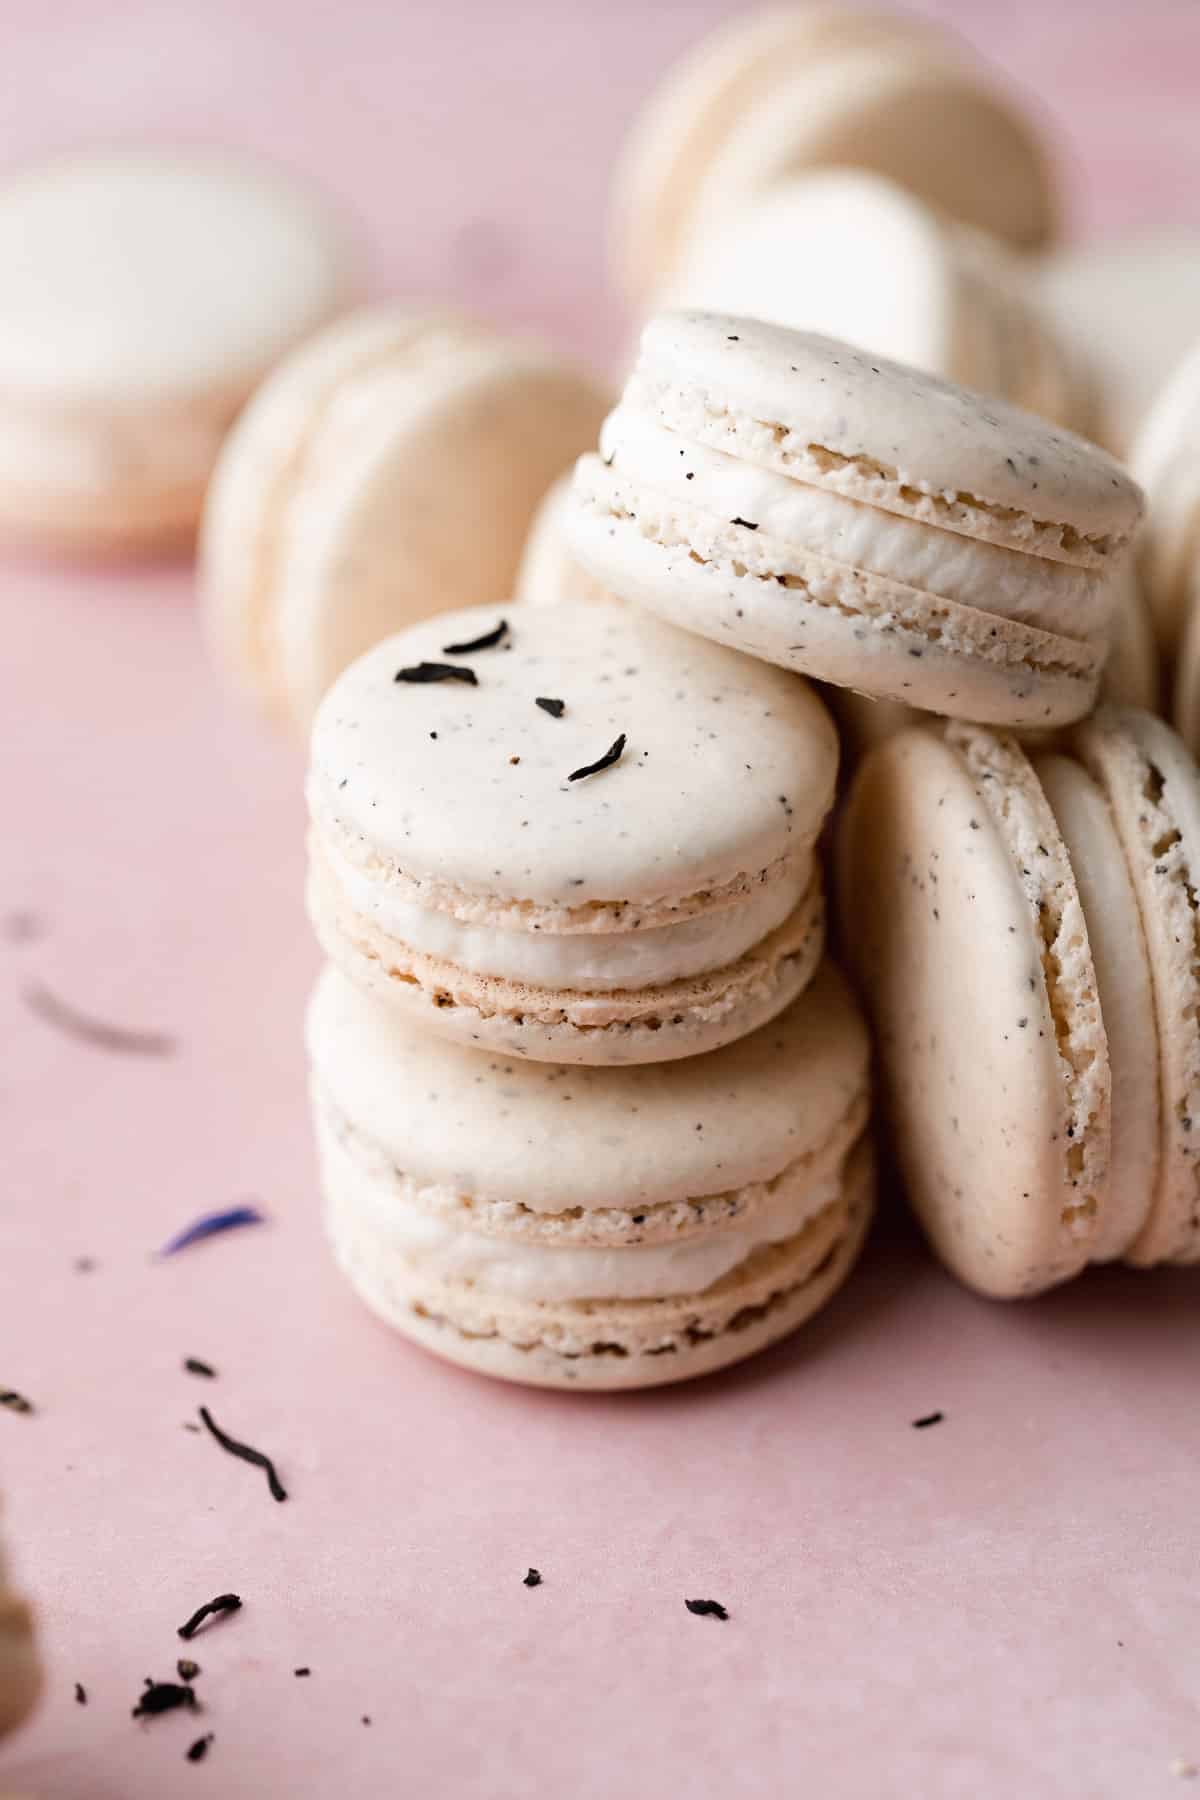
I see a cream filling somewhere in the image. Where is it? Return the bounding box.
[600,406,1107,638]
[0,387,244,500]
[328,1129,844,1301]
[325,844,811,991]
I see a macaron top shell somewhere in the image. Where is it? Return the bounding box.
[308,958,867,1213]
[635,313,1141,561]
[309,601,838,908]
[0,149,349,400]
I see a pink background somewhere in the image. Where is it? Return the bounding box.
[3,3,1200,1795]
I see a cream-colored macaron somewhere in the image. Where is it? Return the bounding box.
[202,308,610,730]
[837,707,1200,1298]
[310,958,873,1390]
[307,600,838,1066]
[1038,232,1200,456]
[0,147,352,558]
[611,5,1056,308]
[664,170,1078,425]
[570,313,1143,727]
[0,1534,39,1741]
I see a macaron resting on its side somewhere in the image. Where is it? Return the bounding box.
[307,601,837,1065]
[838,724,1112,1297]
[839,708,1200,1295]
[1070,710,1200,1266]
[202,309,610,729]
[663,171,1078,425]
[309,960,873,1389]
[611,4,1055,308]
[0,148,351,557]
[570,313,1143,727]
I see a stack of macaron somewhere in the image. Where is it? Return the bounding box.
[9,1,1200,1399]
[303,599,876,1386]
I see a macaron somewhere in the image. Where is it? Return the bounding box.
[569,312,1143,727]
[1129,336,1200,657]
[202,309,610,729]
[309,958,874,1389]
[611,5,1055,309]
[0,148,351,558]
[307,600,837,1066]
[515,473,618,609]
[664,170,1078,425]
[1038,232,1200,455]
[837,707,1200,1298]
[0,1536,39,1739]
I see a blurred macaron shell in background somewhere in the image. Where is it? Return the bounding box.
[201,308,612,730]
[611,4,1057,309]
[0,146,353,559]
[570,311,1142,728]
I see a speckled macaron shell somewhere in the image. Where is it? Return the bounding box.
[838,724,1112,1298]
[1129,337,1200,656]
[663,171,1075,424]
[0,148,351,557]
[570,313,1141,726]
[310,957,873,1389]
[202,307,611,728]
[0,1537,39,1740]
[1070,709,1200,1266]
[307,600,837,1064]
[328,1140,874,1390]
[826,557,1160,766]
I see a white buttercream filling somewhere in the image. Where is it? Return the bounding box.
[330,1140,842,1301]
[326,845,811,990]
[601,406,1107,638]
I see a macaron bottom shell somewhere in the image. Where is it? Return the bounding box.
[308,848,826,1067]
[323,1140,875,1392]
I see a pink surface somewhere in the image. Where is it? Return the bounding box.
[2,3,1200,1796]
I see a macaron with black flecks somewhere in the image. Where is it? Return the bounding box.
[309,957,873,1389]
[836,706,1200,1297]
[306,599,837,1065]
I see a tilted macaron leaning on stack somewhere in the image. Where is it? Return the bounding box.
[568,312,1143,729]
